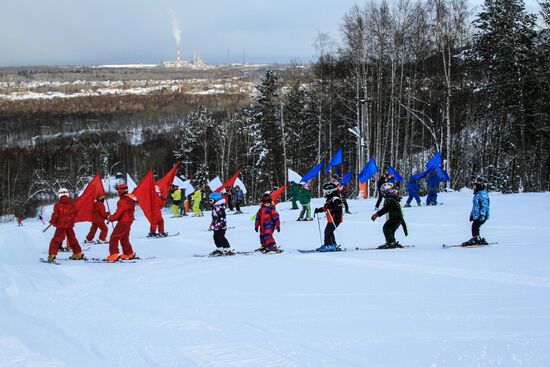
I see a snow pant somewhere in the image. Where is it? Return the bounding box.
[235,200,242,212]
[406,192,421,205]
[86,221,108,242]
[171,204,180,216]
[375,191,384,208]
[150,218,165,234]
[109,222,134,256]
[383,219,402,244]
[291,198,299,209]
[426,190,438,205]
[343,199,350,213]
[298,203,311,220]
[193,202,202,216]
[324,219,341,246]
[213,229,230,249]
[18,221,23,226]
[49,228,82,256]
[471,219,485,237]
[227,196,234,211]
[259,229,276,248]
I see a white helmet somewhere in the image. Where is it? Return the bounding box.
[57,188,69,198]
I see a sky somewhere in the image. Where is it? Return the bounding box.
[0,0,542,67]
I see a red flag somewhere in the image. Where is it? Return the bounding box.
[215,170,241,193]
[156,163,180,198]
[270,185,287,205]
[134,170,162,226]
[75,174,106,223]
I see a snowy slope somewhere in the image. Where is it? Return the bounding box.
[1,190,549,367]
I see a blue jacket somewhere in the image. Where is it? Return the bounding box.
[406,178,419,194]
[427,173,440,191]
[471,190,490,220]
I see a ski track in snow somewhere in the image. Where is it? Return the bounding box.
[1,191,550,366]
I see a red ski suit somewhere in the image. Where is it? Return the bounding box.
[86,201,109,242]
[108,193,137,256]
[150,196,166,234]
[48,196,83,256]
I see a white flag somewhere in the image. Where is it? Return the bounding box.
[126,174,137,192]
[288,168,302,183]
[234,177,247,194]
[208,176,223,192]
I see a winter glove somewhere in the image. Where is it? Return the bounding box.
[371,214,378,221]
[255,227,258,232]
[469,214,473,222]
[314,208,323,214]
[276,227,280,232]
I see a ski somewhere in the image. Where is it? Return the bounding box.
[83,256,156,263]
[140,232,180,240]
[442,242,496,249]
[39,258,61,265]
[43,246,91,254]
[194,251,251,258]
[297,248,346,254]
[355,245,414,251]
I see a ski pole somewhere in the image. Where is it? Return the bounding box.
[315,212,323,247]
[42,224,52,233]
[104,198,115,230]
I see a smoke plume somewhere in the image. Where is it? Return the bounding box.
[169,9,181,46]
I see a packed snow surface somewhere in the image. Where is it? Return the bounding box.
[1,190,549,366]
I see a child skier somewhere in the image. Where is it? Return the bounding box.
[297,183,312,221]
[84,194,109,244]
[426,170,441,205]
[105,183,138,261]
[149,185,168,238]
[371,183,408,249]
[313,182,344,251]
[404,176,421,207]
[170,185,183,217]
[17,217,23,226]
[233,185,244,214]
[254,192,282,253]
[47,188,84,262]
[208,192,232,256]
[462,177,490,246]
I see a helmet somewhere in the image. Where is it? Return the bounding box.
[261,191,272,203]
[389,173,395,179]
[96,194,106,201]
[322,182,338,196]
[209,192,222,202]
[116,183,128,195]
[380,182,395,196]
[57,188,69,198]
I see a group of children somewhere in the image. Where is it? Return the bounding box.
[44,172,491,261]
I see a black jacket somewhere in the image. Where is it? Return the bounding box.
[376,196,403,222]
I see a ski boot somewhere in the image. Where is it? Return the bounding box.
[317,244,338,252]
[377,242,398,249]
[120,252,137,260]
[478,238,489,245]
[104,253,120,262]
[147,232,158,238]
[222,248,234,256]
[47,255,56,263]
[96,240,109,244]
[69,252,85,260]
[158,232,168,238]
[462,237,480,246]
[83,239,94,244]
[210,249,224,256]
[263,245,282,253]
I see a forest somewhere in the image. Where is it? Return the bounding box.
[0,0,548,217]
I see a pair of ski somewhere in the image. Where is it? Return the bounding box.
[39,256,156,265]
[297,245,414,253]
[442,242,496,249]
[140,232,180,240]
[194,248,284,258]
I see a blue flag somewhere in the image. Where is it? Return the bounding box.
[387,166,403,182]
[358,158,379,183]
[325,147,343,173]
[300,161,324,183]
[426,152,442,170]
[341,169,354,185]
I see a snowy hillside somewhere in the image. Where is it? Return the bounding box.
[1,191,549,366]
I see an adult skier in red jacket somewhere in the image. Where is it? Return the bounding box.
[105,183,138,261]
[47,188,84,262]
[84,194,110,244]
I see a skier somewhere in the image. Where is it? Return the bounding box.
[225,186,234,211]
[47,188,84,262]
[170,185,183,217]
[404,176,421,207]
[254,192,282,253]
[38,214,45,225]
[289,181,300,210]
[374,172,388,210]
[84,194,110,244]
[462,177,490,246]
[105,183,138,261]
[192,187,203,216]
[313,182,344,251]
[297,182,313,221]
[17,217,23,226]
[371,182,407,249]
[233,185,244,214]
[426,170,441,206]
[149,185,168,238]
[208,192,232,256]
